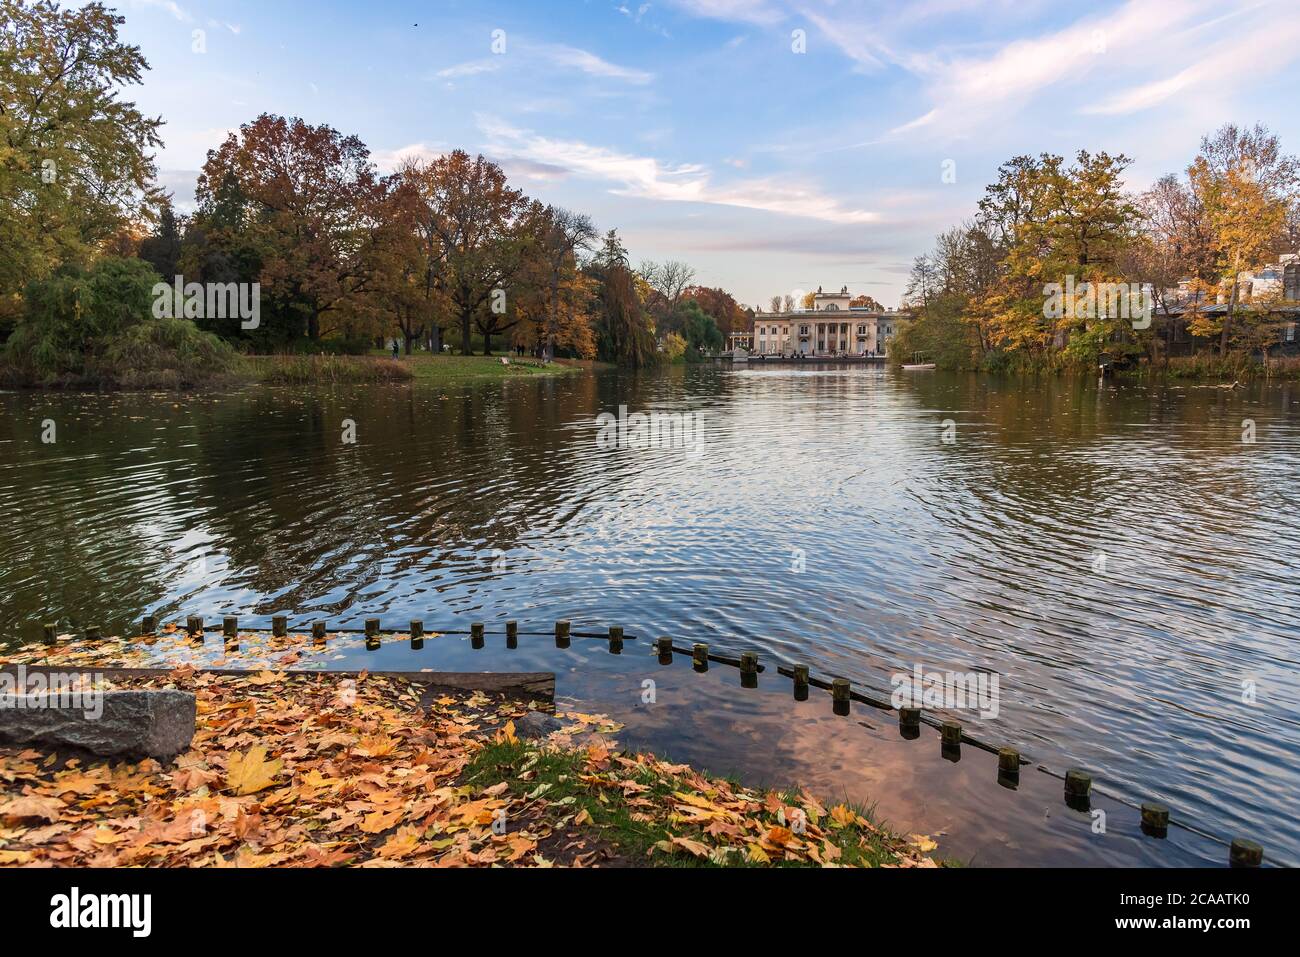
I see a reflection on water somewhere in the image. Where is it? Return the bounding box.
[2,365,1298,866]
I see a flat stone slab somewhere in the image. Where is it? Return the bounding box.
[0,689,196,761]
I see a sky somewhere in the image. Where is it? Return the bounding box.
[92,0,1300,308]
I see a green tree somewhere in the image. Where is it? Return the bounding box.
[0,0,163,295]
[588,231,656,368]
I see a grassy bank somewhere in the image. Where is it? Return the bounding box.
[247,354,588,387]
[0,633,940,868]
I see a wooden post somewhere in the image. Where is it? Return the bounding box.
[555,620,571,649]
[1140,803,1169,836]
[312,621,327,643]
[941,720,962,745]
[740,652,758,689]
[607,625,623,654]
[793,664,810,701]
[42,623,56,645]
[506,620,519,650]
[410,620,424,650]
[656,637,673,664]
[1064,769,1091,799]
[272,615,288,638]
[84,625,101,642]
[832,678,851,716]
[693,643,709,672]
[471,622,485,649]
[187,616,203,639]
[365,618,381,637]
[898,707,921,740]
[223,616,238,638]
[141,615,157,636]
[1229,838,1263,868]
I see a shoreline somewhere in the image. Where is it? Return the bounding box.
[0,354,594,393]
[0,667,942,869]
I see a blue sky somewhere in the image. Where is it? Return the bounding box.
[103,0,1300,307]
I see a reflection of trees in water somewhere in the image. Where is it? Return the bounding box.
[175,375,638,615]
[0,394,210,642]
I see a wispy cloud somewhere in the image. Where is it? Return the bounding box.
[434,41,653,86]
[128,0,192,22]
[667,0,786,27]
[541,44,655,84]
[479,116,877,224]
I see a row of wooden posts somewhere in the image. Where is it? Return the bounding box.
[48,615,1267,868]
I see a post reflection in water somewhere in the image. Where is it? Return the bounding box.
[2,364,1298,866]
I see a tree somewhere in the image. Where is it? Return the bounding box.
[139,200,184,279]
[682,285,745,337]
[513,204,597,358]
[675,299,723,357]
[1185,125,1295,355]
[588,230,656,368]
[850,294,885,311]
[640,259,696,331]
[0,0,163,296]
[195,114,382,341]
[399,151,531,355]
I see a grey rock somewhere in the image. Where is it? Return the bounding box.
[515,709,564,740]
[0,690,196,761]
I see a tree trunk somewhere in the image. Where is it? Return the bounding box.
[1221,281,1238,358]
[483,329,493,356]
[460,308,473,356]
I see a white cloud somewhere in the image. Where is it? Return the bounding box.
[436,59,501,79]
[541,44,654,84]
[128,0,192,22]
[372,143,445,173]
[479,116,877,224]
[434,43,652,85]
[667,0,786,26]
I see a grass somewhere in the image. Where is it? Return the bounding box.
[398,354,590,384]
[245,354,414,384]
[461,738,933,868]
[250,353,588,386]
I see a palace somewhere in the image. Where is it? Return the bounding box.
[735,286,910,357]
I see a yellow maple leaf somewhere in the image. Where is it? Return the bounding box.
[360,808,403,834]
[225,747,283,796]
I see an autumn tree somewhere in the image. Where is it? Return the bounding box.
[0,0,163,298]
[513,204,597,358]
[400,151,530,355]
[194,114,383,342]
[1184,125,1296,355]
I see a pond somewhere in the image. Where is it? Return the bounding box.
[2,364,1298,866]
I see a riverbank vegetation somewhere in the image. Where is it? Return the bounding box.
[0,1,748,388]
[0,659,940,868]
[895,125,1300,378]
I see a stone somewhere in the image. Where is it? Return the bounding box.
[0,690,196,761]
[514,710,564,740]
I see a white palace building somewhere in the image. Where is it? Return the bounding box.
[738,287,910,357]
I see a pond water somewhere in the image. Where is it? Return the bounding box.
[2,364,1298,866]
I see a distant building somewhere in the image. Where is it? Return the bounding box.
[742,286,909,357]
[1160,252,1300,354]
